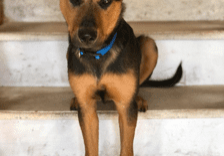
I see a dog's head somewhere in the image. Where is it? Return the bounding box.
[60,0,124,51]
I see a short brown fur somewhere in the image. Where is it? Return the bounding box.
[138,36,158,85]
[99,70,137,104]
[95,0,122,41]
[60,0,83,36]
[69,72,99,155]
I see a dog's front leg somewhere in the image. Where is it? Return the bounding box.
[69,73,99,156]
[100,71,138,156]
[116,101,138,156]
[78,100,98,156]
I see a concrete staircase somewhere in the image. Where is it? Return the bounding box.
[0,0,224,156]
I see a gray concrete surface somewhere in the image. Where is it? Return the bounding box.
[0,87,224,119]
[0,87,224,155]
[4,0,224,22]
[1,39,224,86]
[1,21,224,41]
[0,119,224,156]
[1,22,224,87]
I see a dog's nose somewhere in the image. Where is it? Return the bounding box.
[78,29,97,43]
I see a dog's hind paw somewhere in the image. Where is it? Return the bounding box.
[136,96,148,112]
[70,97,79,111]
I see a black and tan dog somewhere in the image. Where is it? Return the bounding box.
[60,0,182,155]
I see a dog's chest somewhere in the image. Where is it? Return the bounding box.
[82,55,118,79]
[68,49,126,79]
[68,67,137,104]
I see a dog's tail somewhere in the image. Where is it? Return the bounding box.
[140,63,183,88]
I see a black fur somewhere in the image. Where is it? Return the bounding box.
[69,0,82,7]
[127,100,138,124]
[140,63,183,87]
[98,0,113,9]
[80,16,96,28]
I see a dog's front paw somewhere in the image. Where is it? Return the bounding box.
[136,96,148,112]
[70,97,79,111]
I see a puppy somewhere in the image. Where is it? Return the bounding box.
[60,0,182,155]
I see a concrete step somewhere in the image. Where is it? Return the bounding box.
[2,21,224,41]
[4,0,224,22]
[0,86,224,156]
[0,21,224,86]
[1,86,224,116]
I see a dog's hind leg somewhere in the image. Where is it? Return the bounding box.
[135,95,148,112]
[136,36,158,112]
[138,36,158,85]
[70,97,79,110]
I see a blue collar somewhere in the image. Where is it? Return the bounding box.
[79,32,117,60]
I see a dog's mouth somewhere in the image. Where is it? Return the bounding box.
[75,32,117,60]
[77,40,105,52]
[71,35,107,52]
[70,26,119,55]
[79,48,98,54]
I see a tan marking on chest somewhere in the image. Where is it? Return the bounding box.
[99,70,137,105]
[68,72,97,107]
[101,48,119,74]
[69,70,137,108]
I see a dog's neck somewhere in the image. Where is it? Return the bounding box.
[79,32,117,60]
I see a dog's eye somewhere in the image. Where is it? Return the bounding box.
[98,0,112,9]
[103,0,110,4]
[70,0,82,7]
